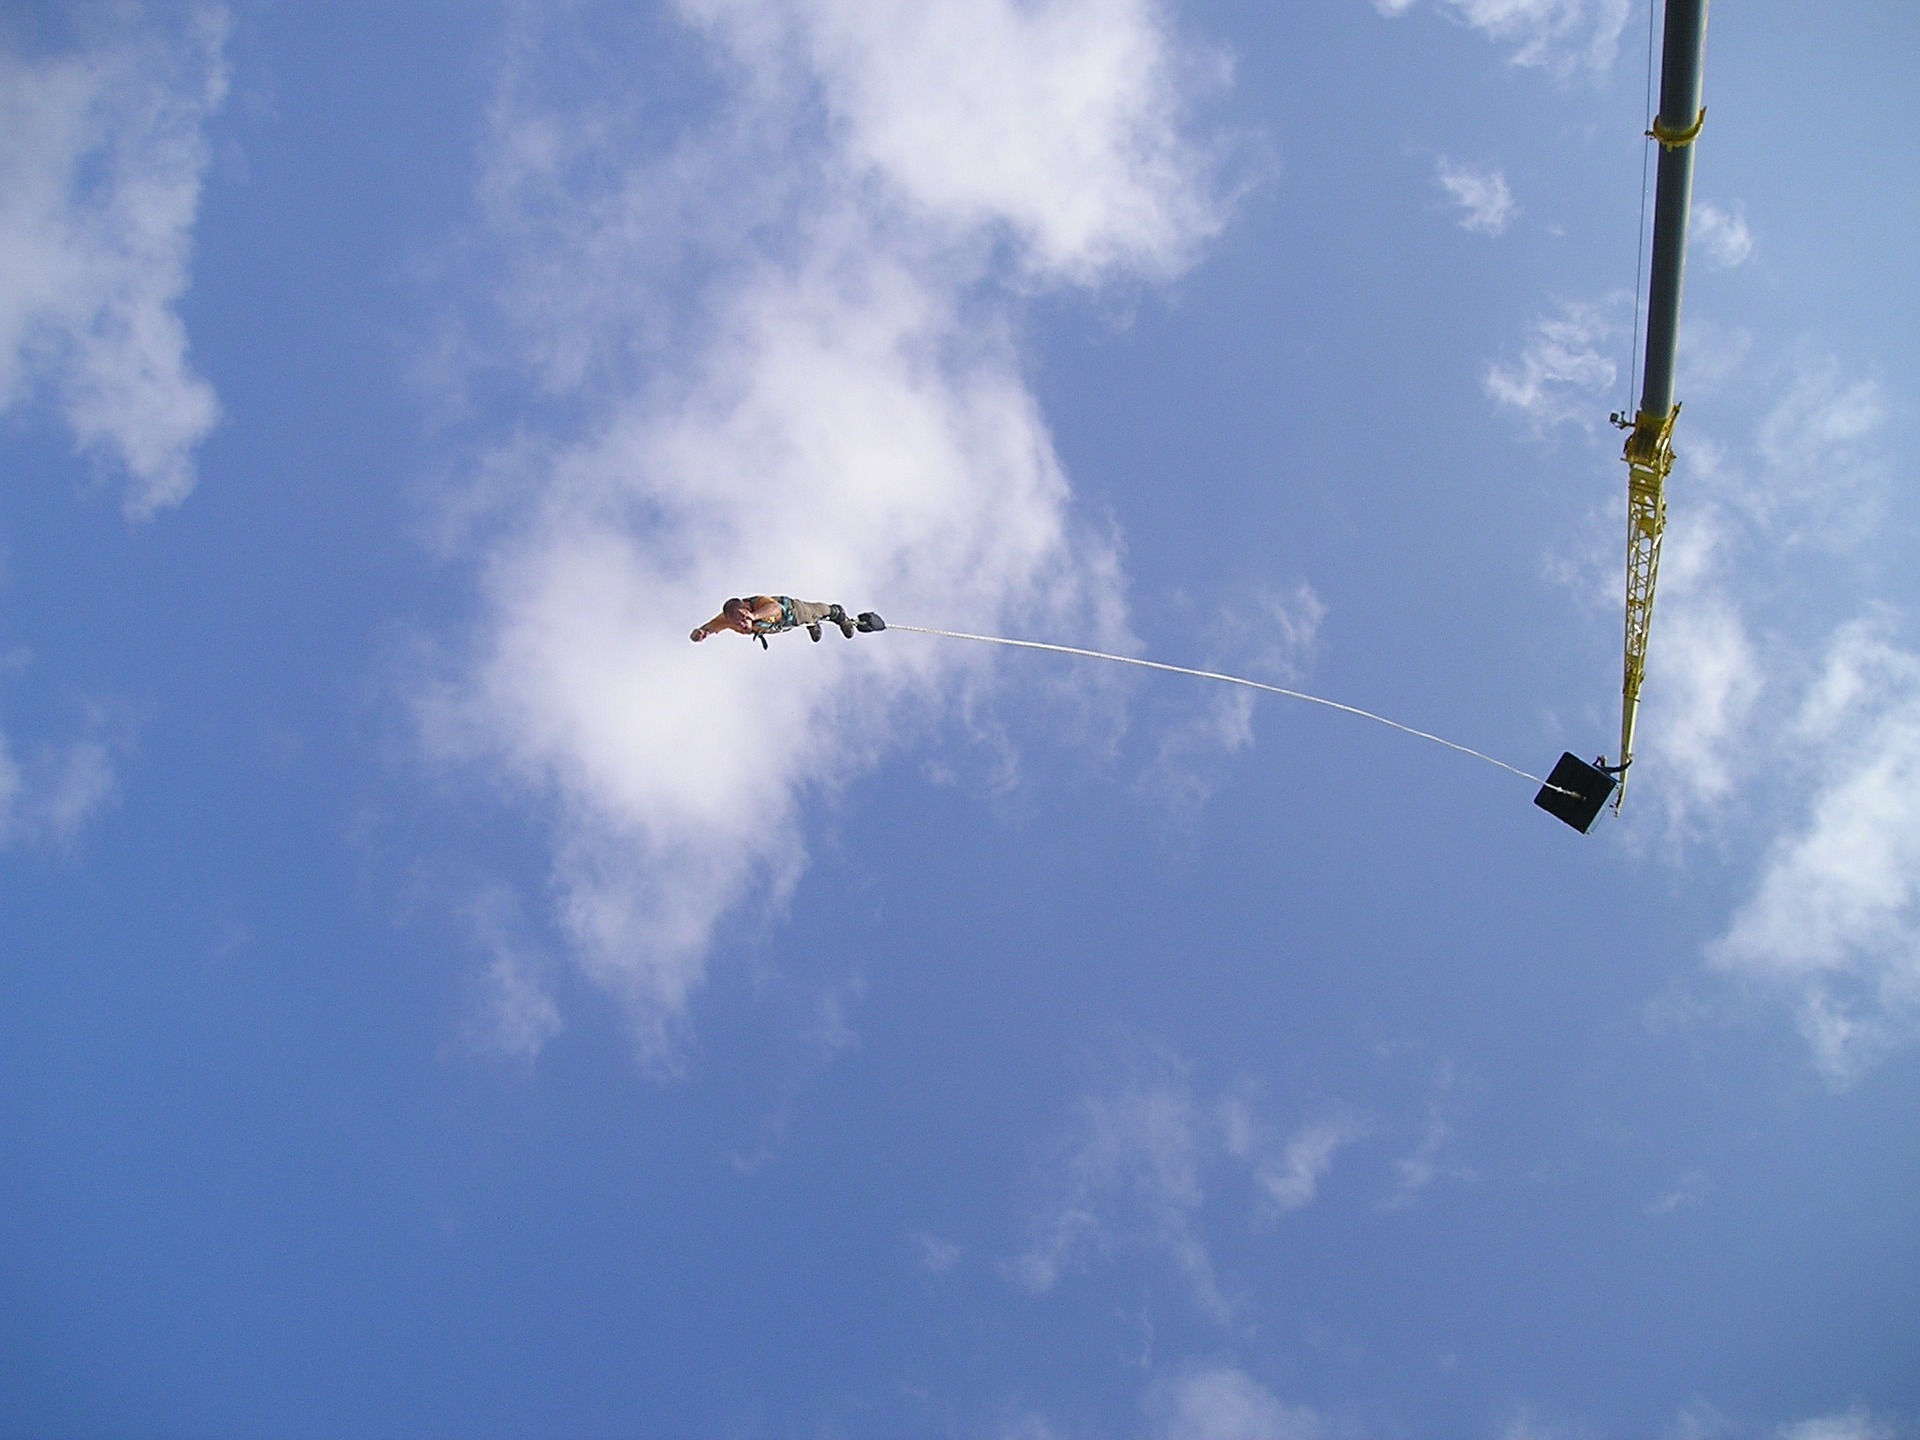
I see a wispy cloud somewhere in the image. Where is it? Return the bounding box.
[0,8,227,518]
[910,1229,963,1276]
[1668,1399,1737,1440]
[1219,1096,1364,1219]
[1777,1410,1898,1440]
[1697,200,1758,270]
[1383,1112,1472,1208]
[991,1412,1070,1440]
[1374,0,1629,75]
[474,952,563,1063]
[1746,360,1886,548]
[1646,1168,1709,1215]
[458,887,564,1063]
[1139,583,1326,817]
[1002,1045,1229,1319]
[1692,201,1754,269]
[1005,1046,1366,1322]
[0,726,117,852]
[1380,1064,1473,1209]
[1646,572,1761,815]
[725,975,869,1174]
[0,668,121,854]
[1264,1119,1364,1215]
[1146,1366,1329,1440]
[1501,1405,1595,1440]
[1485,296,1623,432]
[1435,157,1517,236]
[1710,617,1920,1086]
[426,0,1230,1066]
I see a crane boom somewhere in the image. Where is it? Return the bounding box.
[1614,0,1710,806]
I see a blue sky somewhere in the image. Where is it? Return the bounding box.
[3,2,1917,1436]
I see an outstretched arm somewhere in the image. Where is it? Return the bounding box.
[691,596,780,642]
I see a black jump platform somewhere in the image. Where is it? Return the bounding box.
[1534,752,1618,833]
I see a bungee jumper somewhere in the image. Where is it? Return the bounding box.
[689,595,885,649]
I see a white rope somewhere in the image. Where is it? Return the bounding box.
[888,623,1556,790]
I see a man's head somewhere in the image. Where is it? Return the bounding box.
[722,598,754,633]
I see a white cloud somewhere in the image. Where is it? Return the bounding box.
[1376,0,1629,74]
[1435,157,1517,236]
[1004,1052,1365,1321]
[0,725,115,852]
[1381,1065,1474,1208]
[1644,575,1762,816]
[1147,1367,1327,1440]
[1692,201,1754,269]
[459,888,564,1063]
[1646,1168,1709,1215]
[1778,1410,1898,1440]
[1617,358,1888,835]
[1485,297,1622,431]
[1257,1119,1362,1214]
[475,951,563,1062]
[1002,1048,1229,1319]
[1383,1112,1473,1207]
[910,1229,963,1275]
[993,1413,1071,1440]
[1711,618,1920,1086]
[1747,361,1886,548]
[805,977,864,1058]
[0,693,119,853]
[430,2,1227,1065]
[1139,583,1326,817]
[723,978,867,1175]
[1501,1406,1593,1440]
[0,8,227,518]
[1218,1098,1363,1219]
[688,0,1230,287]
[1668,1399,1736,1440]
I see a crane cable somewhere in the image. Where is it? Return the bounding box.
[888,624,1567,794]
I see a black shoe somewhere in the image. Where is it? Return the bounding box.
[856,611,885,633]
[807,623,823,642]
[828,604,856,638]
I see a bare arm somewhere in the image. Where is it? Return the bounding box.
[691,596,781,642]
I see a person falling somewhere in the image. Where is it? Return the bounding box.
[689,595,885,648]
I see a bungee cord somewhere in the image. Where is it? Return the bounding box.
[888,624,1559,792]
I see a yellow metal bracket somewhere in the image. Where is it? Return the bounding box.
[1648,107,1706,150]
[1615,403,1680,805]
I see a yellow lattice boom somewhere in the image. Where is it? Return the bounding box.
[1615,403,1678,804]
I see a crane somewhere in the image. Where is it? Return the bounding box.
[1611,0,1711,806]
[1535,0,1711,833]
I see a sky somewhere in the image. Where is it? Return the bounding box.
[2,1,1917,1436]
